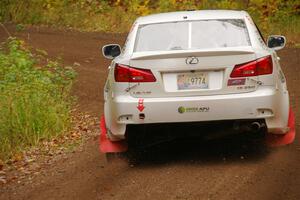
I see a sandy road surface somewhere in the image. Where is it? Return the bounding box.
[0,25,299,200]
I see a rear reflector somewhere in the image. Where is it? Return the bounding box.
[230,55,273,78]
[114,64,156,82]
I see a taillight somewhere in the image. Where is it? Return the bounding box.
[114,64,156,82]
[230,55,273,78]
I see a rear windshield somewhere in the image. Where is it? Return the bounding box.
[134,19,251,52]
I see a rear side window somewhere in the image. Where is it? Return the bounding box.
[135,19,251,52]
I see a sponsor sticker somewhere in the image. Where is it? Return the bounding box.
[227,78,246,86]
[178,106,209,114]
[137,98,145,112]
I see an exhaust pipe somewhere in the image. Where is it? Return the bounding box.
[251,122,262,132]
[233,121,266,133]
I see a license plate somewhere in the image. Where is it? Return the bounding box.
[177,72,209,90]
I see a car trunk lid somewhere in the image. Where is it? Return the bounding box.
[128,47,258,98]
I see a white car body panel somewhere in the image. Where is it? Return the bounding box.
[103,10,289,141]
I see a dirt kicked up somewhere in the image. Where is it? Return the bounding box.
[0,25,299,200]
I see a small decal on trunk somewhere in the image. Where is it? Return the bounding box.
[133,91,152,95]
[227,78,246,86]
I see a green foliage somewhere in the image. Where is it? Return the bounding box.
[0,0,299,44]
[244,0,300,45]
[15,24,25,32]
[0,38,76,159]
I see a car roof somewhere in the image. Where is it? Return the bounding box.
[136,10,248,25]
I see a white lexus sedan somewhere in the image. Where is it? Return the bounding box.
[101,10,291,148]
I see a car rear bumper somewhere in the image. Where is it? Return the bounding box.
[107,86,289,138]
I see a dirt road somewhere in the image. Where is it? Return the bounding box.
[0,25,299,200]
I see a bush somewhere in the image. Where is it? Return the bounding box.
[0,38,76,159]
[0,0,299,45]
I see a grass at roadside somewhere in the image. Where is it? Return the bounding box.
[0,37,76,160]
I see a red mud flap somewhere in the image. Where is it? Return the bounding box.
[99,116,128,153]
[266,107,296,147]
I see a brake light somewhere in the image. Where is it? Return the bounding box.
[114,64,156,82]
[230,55,273,78]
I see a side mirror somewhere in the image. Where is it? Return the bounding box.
[267,35,286,50]
[102,44,121,59]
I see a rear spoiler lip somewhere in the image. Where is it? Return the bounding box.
[131,47,255,60]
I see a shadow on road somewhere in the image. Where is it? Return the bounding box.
[125,134,270,167]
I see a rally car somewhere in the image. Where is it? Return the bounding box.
[100,10,295,153]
